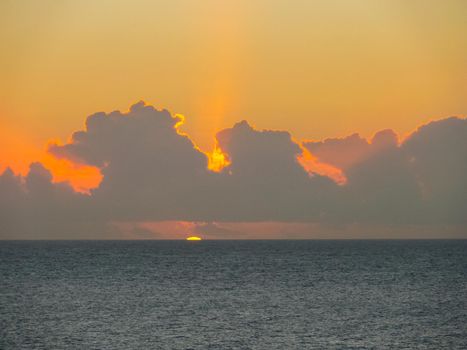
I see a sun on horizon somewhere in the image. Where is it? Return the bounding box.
[186,236,202,241]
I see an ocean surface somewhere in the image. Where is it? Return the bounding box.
[1,240,466,349]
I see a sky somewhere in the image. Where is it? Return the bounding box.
[1,1,466,239]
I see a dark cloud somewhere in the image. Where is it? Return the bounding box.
[50,101,215,221]
[401,117,467,224]
[50,106,338,222]
[342,141,422,224]
[1,102,466,238]
[210,120,339,221]
[303,129,398,171]
[305,117,467,225]
[0,163,114,239]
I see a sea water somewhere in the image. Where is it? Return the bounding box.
[1,240,466,349]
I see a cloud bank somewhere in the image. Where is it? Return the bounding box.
[1,102,466,238]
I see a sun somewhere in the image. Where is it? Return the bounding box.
[186,236,202,241]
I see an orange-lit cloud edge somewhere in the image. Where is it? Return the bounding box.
[1,101,463,194]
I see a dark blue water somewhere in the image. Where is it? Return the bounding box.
[1,240,466,349]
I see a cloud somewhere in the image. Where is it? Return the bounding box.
[0,162,115,239]
[401,117,467,224]
[50,101,215,221]
[50,105,338,222]
[210,120,339,221]
[342,138,422,224]
[303,117,467,225]
[1,102,466,238]
[303,129,398,171]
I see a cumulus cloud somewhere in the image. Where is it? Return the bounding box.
[342,139,422,224]
[402,117,467,224]
[1,102,466,239]
[50,101,215,221]
[303,129,398,171]
[210,120,339,221]
[305,117,467,225]
[50,105,338,222]
[0,163,114,239]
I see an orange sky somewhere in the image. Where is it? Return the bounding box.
[1,0,466,190]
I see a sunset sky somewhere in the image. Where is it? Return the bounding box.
[1,1,466,239]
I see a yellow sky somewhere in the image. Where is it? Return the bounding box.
[1,0,466,177]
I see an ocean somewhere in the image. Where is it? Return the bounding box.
[1,240,466,349]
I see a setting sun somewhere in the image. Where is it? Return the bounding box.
[186,236,202,241]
